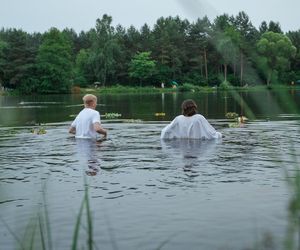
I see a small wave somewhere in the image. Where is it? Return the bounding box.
[19,101,61,105]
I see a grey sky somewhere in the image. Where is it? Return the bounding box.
[0,0,299,33]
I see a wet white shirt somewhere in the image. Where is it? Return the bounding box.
[161,114,222,140]
[71,108,101,139]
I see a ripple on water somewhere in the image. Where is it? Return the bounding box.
[0,120,298,249]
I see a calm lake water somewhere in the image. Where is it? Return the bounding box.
[1,90,300,249]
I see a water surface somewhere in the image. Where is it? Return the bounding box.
[0,91,300,249]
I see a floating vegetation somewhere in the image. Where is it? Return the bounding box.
[226,112,248,128]
[102,113,122,119]
[30,127,47,135]
[225,112,239,119]
[155,112,166,116]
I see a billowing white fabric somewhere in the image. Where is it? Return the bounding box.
[71,108,101,139]
[161,114,222,140]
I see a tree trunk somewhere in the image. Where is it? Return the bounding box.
[204,49,208,83]
[267,70,272,86]
[103,62,107,87]
[200,58,203,77]
[224,64,227,82]
[240,53,243,86]
[233,62,236,77]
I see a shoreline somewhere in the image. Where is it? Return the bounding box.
[1,84,300,96]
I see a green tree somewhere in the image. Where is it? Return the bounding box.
[89,14,121,86]
[216,34,238,82]
[0,29,36,89]
[268,21,283,33]
[74,49,91,87]
[259,21,282,34]
[35,28,73,93]
[0,39,7,85]
[129,51,156,85]
[256,31,296,85]
[259,21,268,34]
[232,11,259,85]
[287,30,300,73]
[186,17,211,84]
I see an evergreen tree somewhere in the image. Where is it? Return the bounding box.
[0,29,35,89]
[89,14,121,86]
[35,28,73,93]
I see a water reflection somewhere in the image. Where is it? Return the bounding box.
[0,120,297,249]
[74,139,103,176]
[161,139,220,175]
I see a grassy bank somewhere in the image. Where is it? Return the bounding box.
[79,84,300,95]
[80,84,217,94]
[1,84,300,96]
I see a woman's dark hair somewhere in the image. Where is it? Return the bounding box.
[181,99,198,116]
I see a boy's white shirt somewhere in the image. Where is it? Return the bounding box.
[71,108,101,139]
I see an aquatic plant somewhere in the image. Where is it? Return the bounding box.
[155,112,166,116]
[30,127,47,135]
[102,112,122,119]
[225,112,239,119]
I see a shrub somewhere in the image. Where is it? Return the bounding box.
[178,83,196,92]
[218,81,233,90]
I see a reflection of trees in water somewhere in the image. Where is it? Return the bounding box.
[75,139,103,176]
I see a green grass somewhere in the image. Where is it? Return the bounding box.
[72,184,94,250]
[79,84,300,95]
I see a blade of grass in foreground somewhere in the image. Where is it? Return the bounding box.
[72,193,85,250]
[0,217,25,250]
[29,218,37,250]
[85,186,93,250]
[39,215,46,250]
[41,184,53,250]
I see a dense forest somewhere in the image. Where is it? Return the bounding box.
[0,12,299,94]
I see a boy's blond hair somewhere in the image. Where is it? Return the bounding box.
[83,94,97,107]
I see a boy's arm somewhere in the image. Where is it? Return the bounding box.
[93,122,107,138]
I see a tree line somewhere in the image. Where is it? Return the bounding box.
[0,12,299,94]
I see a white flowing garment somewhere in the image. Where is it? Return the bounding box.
[160,114,222,140]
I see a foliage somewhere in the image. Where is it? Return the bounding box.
[102,112,122,119]
[30,127,47,135]
[219,80,233,90]
[1,12,300,94]
[256,32,297,85]
[225,112,239,119]
[178,83,197,92]
[35,28,73,93]
[129,51,156,85]
[74,49,90,87]
[89,14,121,86]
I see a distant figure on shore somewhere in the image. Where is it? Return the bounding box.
[161,99,222,140]
[69,94,107,140]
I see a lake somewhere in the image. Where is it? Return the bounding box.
[1,90,300,249]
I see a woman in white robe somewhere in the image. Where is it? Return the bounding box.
[161,99,222,140]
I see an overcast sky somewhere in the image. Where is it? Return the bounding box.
[0,0,299,33]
